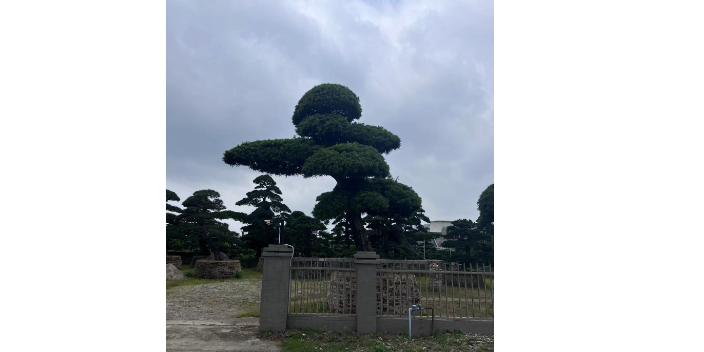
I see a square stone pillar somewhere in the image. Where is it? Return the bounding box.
[259,244,293,332]
[355,251,380,334]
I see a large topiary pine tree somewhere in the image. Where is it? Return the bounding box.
[223,84,421,251]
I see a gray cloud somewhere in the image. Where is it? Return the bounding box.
[166,0,493,231]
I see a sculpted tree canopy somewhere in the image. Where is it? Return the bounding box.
[166,189,182,225]
[224,83,421,251]
[166,189,185,252]
[237,175,291,258]
[177,189,245,260]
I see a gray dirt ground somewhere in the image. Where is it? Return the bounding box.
[166,279,280,352]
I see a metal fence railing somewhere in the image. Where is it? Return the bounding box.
[289,258,356,314]
[288,257,493,319]
[377,262,493,319]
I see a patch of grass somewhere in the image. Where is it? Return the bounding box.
[180,264,194,278]
[262,329,493,352]
[240,268,262,280]
[166,278,226,289]
[236,310,260,318]
[166,265,257,289]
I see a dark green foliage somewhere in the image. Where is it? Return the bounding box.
[295,114,349,146]
[166,189,187,252]
[312,178,421,222]
[365,178,422,218]
[223,138,321,176]
[230,245,257,268]
[237,175,291,258]
[224,83,421,251]
[296,114,400,154]
[292,84,362,126]
[477,184,494,234]
[166,189,183,216]
[177,189,245,260]
[284,211,327,257]
[345,123,401,154]
[444,219,493,264]
[236,175,291,213]
[302,143,390,179]
[367,206,436,259]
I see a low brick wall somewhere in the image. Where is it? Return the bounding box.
[193,260,241,279]
[377,317,493,336]
[287,314,356,332]
[166,255,182,270]
[285,314,492,335]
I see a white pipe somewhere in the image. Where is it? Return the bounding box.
[408,308,412,339]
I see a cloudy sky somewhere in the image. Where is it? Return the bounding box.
[166,0,493,233]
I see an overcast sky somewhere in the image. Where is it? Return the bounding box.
[166,0,493,233]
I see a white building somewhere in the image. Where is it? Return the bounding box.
[421,220,455,249]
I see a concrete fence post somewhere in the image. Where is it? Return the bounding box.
[355,251,380,334]
[259,244,293,332]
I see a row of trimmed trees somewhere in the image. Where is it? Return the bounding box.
[166,176,494,266]
[165,173,429,264]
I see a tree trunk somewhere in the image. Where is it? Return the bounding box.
[348,211,371,251]
[205,236,221,260]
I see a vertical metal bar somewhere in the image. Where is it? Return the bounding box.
[393,271,396,316]
[305,261,310,313]
[470,263,475,317]
[296,266,300,313]
[458,264,462,318]
[451,264,455,318]
[335,268,339,315]
[405,272,409,315]
[476,263,481,317]
[386,268,390,316]
[432,264,435,317]
[315,260,319,314]
[324,261,328,314]
[298,264,302,314]
[350,270,353,315]
[425,265,430,317]
[417,266,420,318]
[483,263,488,318]
[464,264,469,318]
[489,263,494,318]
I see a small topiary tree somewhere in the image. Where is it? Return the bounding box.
[237,174,291,258]
[177,189,244,260]
[166,189,185,253]
[224,84,422,251]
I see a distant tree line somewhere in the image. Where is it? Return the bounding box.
[167,176,493,267]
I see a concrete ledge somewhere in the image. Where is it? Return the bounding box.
[287,314,356,332]
[377,317,493,336]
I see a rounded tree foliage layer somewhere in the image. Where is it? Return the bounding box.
[312,178,421,220]
[223,138,321,176]
[295,114,400,153]
[292,84,362,126]
[302,143,390,179]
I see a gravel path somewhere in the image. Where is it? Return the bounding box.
[167,279,280,352]
[167,279,262,322]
